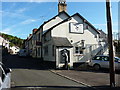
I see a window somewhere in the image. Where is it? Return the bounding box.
[38,33,40,41]
[75,47,84,54]
[24,50,26,53]
[38,47,41,56]
[114,58,119,62]
[33,35,36,40]
[93,56,102,60]
[44,35,47,42]
[75,47,79,53]
[44,46,48,55]
[52,45,55,56]
[102,56,108,61]
[80,50,83,54]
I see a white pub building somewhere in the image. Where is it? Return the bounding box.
[25,0,108,69]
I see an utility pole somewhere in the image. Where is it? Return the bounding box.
[106,0,115,87]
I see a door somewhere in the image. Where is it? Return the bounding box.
[60,49,70,64]
[60,49,70,69]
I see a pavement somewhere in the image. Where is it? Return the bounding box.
[50,69,120,90]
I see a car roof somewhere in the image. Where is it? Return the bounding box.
[115,57,120,60]
[95,55,120,59]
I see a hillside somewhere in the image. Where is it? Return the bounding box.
[0,33,24,48]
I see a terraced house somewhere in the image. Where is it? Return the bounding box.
[24,0,108,69]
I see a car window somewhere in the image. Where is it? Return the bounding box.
[24,50,26,53]
[102,56,109,61]
[114,58,119,62]
[93,56,102,60]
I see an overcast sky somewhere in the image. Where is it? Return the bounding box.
[0,1,118,39]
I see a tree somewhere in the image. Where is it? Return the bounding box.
[1,33,24,48]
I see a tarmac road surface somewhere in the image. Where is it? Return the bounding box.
[3,55,93,90]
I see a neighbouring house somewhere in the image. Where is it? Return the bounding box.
[26,34,33,56]
[0,36,10,49]
[24,0,108,68]
[30,28,40,58]
[9,46,20,54]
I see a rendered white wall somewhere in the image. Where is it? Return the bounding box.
[43,13,69,32]
[51,15,99,45]
[43,38,55,62]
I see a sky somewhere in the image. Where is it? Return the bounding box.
[0,1,118,39]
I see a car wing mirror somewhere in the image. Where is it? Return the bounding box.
[9,68,12,73]
[6,68,12,73]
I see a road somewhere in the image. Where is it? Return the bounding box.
[3,55,93,90]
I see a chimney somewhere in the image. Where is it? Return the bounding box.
[29,34,32,37]
[32,28,38,34]
[58,0,67,13]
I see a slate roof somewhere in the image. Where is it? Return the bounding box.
[52,37,73,47]
[98,30,107,38]
[43,11,70,24]
[42,17,70,36]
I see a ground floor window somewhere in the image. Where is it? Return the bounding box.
[38,47,41,56]
[75,47,79,53]
[75,47,84,54]
[52,45,55,56]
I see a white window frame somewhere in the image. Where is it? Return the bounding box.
[75,46,84,55]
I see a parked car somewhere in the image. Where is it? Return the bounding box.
[18,49,27,57]
[88,55,120,70]
[0,62,11,90]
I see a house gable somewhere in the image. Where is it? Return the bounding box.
[50,13,100,45]
[71,13,100,34]
[43,12,100,36]
[43,11,70,32]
